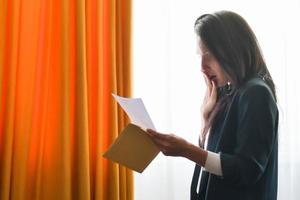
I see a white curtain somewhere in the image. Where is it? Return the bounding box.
[133,0,300,199]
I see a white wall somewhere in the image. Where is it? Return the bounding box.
[133,0,300,199]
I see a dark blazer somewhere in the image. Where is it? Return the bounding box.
[191,76,279,200]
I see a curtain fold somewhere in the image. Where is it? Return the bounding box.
[0,0,133,199]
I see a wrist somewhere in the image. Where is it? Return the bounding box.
[182,142,194,158]
[183,143,208,167]
[178,140,194,158]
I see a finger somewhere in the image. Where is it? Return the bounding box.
[145,130,161,144]
[146,129,168,140]
[203,73,212,93]
[210,81,217,99]
[146,129,155,136]
[204,87,209,100]
[202,73,209,86]
[146,129,159,136]
[202,73,210,87]
[152,137,168,147]
[149,136,169,151]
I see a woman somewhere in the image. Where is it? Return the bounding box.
[146,11,278,200]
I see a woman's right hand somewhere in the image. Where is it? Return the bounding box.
[201,73,218,123]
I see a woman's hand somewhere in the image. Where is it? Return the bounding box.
[201,73,217,123]
[146,129,208,166]
[146,129,190,157]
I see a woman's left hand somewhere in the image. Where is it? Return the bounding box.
[146,129,190,157]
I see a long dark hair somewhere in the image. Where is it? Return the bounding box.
[194,11,277,145]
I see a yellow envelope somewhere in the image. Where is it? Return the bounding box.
[103,123,160,173]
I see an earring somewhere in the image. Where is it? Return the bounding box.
[224,81,233,96]
[258,72,268,81]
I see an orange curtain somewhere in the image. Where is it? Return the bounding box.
[0,0,133,199]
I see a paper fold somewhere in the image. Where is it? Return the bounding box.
[103,94,159,173]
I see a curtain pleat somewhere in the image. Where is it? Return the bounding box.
[0,0,133,199]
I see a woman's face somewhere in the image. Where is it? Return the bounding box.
[197,39,228,87]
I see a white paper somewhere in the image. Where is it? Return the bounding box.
[112,93,156,131]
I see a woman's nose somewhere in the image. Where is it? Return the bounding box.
[201,60,208,71]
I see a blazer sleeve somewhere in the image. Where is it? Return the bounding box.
[220,84,278,187]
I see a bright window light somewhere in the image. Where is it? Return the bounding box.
[133,0,300,199]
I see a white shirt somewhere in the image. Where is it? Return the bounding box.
[197,141,223,195]
[201,129,223,176]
